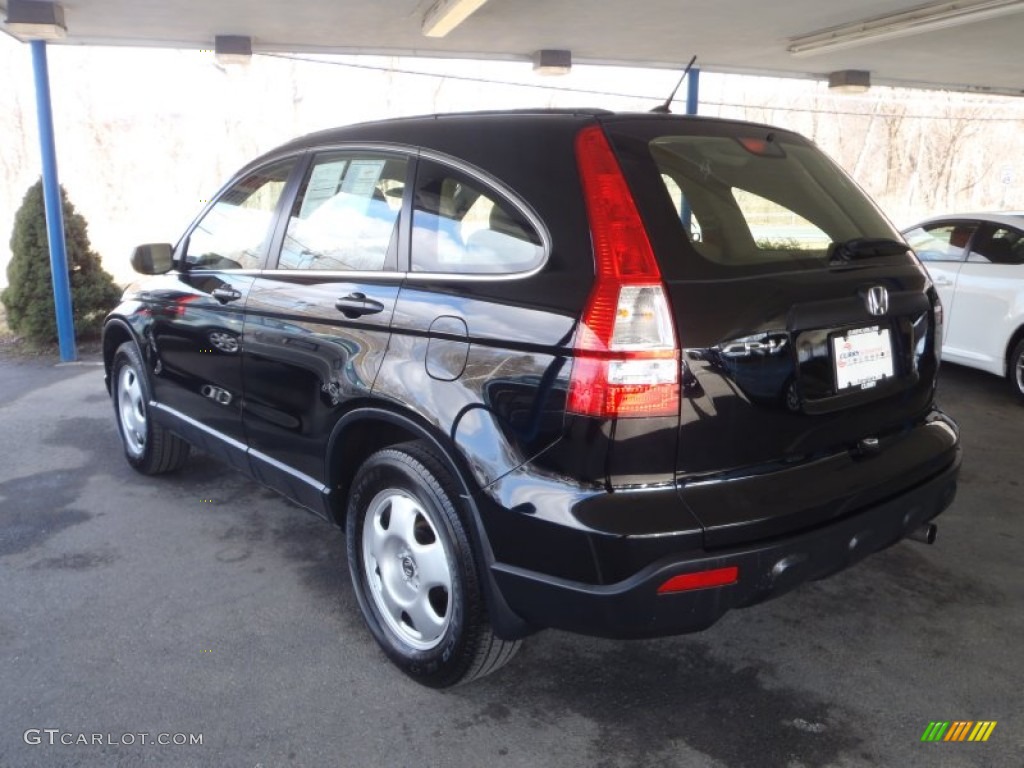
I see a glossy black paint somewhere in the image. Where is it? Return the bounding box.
[103,110,961,642]
[242,274,401,485]
[492,449,960,639]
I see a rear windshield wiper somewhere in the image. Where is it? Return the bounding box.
[828,238,909,263]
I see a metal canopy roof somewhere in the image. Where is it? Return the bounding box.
[2,1,1023,96]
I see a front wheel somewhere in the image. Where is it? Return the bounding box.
[111,341,190,474]
[1010,339,1024,403]
[345,441,519,687]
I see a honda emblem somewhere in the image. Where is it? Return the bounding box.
[865,286,889,316]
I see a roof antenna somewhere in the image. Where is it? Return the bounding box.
[651,55,698,114]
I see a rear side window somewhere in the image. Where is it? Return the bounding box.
[904,223,975,263]
[278,153,407,271]
[411,160,544,275]
[636,130,901,277]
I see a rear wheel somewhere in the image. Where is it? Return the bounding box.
[1011,339,1024,403]
[346,441,520,687]
[111,342,190,474]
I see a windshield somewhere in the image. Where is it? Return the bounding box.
[618,124,904,279]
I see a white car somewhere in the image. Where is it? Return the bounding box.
[903,213,1024,401]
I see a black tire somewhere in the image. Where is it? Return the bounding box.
[346,441,520,687]
[1010,339,1024,403]
[111,341,190,474]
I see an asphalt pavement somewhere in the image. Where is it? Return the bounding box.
[0,354,1020,767]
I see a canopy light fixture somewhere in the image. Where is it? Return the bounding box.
[828,70,871,94]
[788,0,1024,57]
[3,0,66,40]
[422,0,488,38]
[533,49,572,75]
[214,35,252,66]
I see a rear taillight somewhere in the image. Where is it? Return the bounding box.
[568,124,679,419]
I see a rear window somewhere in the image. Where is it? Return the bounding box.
[623,126,903,278]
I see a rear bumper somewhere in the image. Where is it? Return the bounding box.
[490,446,960,639]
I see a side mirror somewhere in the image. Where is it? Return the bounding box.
[130,243,174,275]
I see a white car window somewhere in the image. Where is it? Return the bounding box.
[967,226,1024,265]
[905,223,975,263]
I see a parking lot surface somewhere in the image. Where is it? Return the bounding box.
[0,356,1020,767]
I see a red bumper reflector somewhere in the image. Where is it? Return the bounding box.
[657,566,739,594]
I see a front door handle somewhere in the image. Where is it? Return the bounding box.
[335,292,385,318]
[933,276,953,287]
[212,287,243,303]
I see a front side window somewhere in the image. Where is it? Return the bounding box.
[411,161,544,275]
[905,223,976,263]
[185,160,294,270]
[278,153,407,272]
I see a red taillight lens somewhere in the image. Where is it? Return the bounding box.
[657,566,739,594]
[569,124,679,419]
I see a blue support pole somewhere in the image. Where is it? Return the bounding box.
[685,67,701,116]
[30,40,77,362]
[682,68,701,235]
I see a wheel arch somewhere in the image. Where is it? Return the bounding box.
[1005,324,1024,377]
[327,405,535,640]
[102,318,142,393]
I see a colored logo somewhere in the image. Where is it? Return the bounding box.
[921,721,996,742]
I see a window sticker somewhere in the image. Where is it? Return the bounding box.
[341,160,386,197]
[300,160,349,218]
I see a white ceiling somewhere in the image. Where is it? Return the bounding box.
[3,0,1023,96]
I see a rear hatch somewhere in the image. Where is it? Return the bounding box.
[602,115,944,546]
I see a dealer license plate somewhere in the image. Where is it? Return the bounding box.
[832,326,894,391]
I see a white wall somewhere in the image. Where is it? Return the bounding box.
[1,36,1022,289]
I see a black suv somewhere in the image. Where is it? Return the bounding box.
[103,110,961,687]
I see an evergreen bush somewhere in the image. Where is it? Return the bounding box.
[1,179,121,344]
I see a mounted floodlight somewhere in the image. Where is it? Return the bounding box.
[422,0,488,38]
[214,35,252,66]
[788,0,1024,57]
[828,70,871,94]
[533,49,572,75]
[3,0,66,40]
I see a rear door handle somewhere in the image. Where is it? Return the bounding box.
[335,292,385,318]
[212,287,243,303]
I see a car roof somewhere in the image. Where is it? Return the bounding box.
[902,212,1024,232]
[250,109,803,168]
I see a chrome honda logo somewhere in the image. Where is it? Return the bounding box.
[865,286,889,316]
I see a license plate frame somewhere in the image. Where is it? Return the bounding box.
[831,325,894,392]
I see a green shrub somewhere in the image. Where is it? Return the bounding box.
[1,179,121,344]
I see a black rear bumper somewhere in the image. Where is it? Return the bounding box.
[490,446,960,639]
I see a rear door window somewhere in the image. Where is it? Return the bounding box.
[967,224,1024,265]
[410,160,545,275]
[277,152,407,272]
